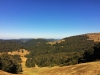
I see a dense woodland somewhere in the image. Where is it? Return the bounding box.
[0,35,100,70]
[0,40,22,52]
[25,35,96,67]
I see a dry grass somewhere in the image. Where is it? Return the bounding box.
[17,61,100,75]
[0,70,12,75]
[47,40,65,45]
[86,33,100,42]
[38,61,100,75]
[8,49,29,57]
[0,70,24,75]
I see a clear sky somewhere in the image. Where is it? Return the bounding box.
[0,0,100,39]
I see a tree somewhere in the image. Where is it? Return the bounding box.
[93,43,100,59]
[83,48,94,62]
[0,54,22,74]
[25,58,35,68]
[79,43,100,63]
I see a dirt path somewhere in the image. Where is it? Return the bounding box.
[20,56,40,75]
[20,56,27,68]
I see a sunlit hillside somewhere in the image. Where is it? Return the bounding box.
[86,33,100,42]
[38,61,100,75]
[0,33,100,75]
[47,33,100,45]
[1,61,100,75]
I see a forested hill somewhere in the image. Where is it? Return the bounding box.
[0,33,100,53]
[25,33,100,67]
[0,33,100,68]
[24,33,98,52]
[0,39,56,52]
[0,40,22,52]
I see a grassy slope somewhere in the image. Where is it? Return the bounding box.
[86,33,100,42]
[38,61,100,75]
[21,61,100,75]
[1,61,100,75]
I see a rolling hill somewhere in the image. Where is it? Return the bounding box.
[38,61,100,75]
[48,33,100,45]
[0,33,100,75]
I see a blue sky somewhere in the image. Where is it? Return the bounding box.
[0,0,100,39]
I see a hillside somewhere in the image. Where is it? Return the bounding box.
[47,33,100,45]
[48,33,100,45]
[24,33,99,67]
[86,33,100,42]
[0,40,22,52]
[0,33,100,75]
[38,61,100,75]
[1,61,100,75]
